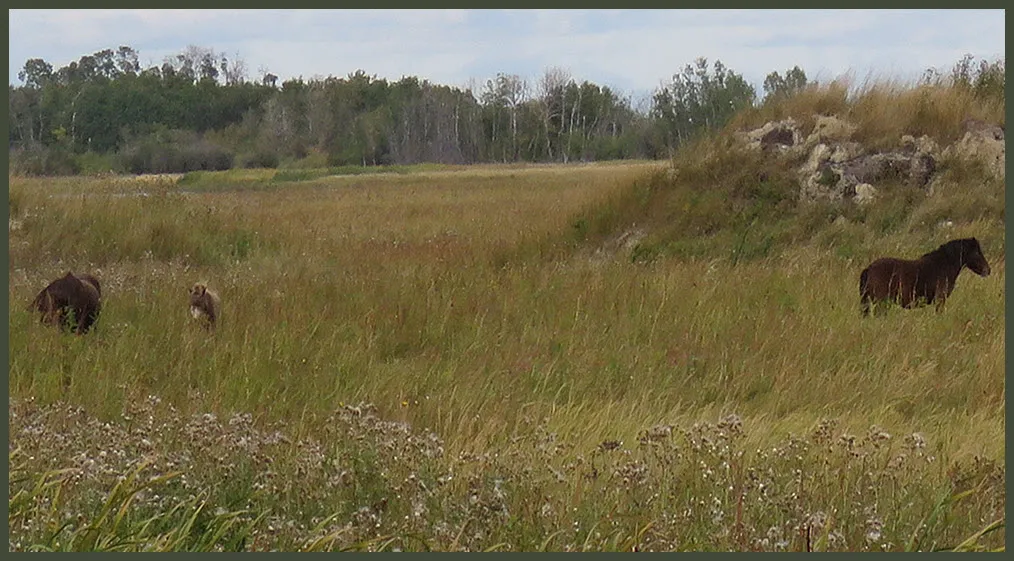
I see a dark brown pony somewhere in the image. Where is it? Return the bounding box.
[29,272,103,334]
[859,238,991,316]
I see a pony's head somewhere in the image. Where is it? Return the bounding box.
[948,238,991,277]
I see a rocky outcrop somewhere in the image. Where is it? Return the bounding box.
[738,118,803,152]
[899,134,940,189]
[738,115,1003,203]
[942,119,1005,180]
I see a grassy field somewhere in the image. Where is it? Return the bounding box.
[8,84,1005,551]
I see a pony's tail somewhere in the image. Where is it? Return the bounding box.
[27,290,46,313]
[859,268,871,317]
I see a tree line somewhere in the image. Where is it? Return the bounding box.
[8,45,1001,176]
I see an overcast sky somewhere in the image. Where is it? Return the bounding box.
[8,9,1005,101]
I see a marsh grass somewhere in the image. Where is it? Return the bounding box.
[8,81,1004,551]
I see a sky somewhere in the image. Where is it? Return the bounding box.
[8,9,1006,102]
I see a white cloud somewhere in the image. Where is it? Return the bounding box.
[9,9,1004,95]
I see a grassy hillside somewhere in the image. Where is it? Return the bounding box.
[572,77,1004,266]
[7,79,1005,551]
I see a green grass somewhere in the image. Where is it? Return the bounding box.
[269,163,458,183]
[8,80,1005,551]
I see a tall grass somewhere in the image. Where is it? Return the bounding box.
[734,73,1005,149]
[8,80,1005,551]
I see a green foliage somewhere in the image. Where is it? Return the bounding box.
[4,45,686,170]
[18,57,54,88]
[763,65,809,102]
[9,143,82,176]
[13,46,999,173]
[933,54,1006,101]
[118,127,234,174]
[238,149,280,169]
[74,151,123,175]
[652,57,757,150]
[282,149,331,170]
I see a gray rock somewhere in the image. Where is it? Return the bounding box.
[942,119,1005,179]
[739,118,803,152]
[829,142,864,164]
[743,114,1000,203]
[805,115,858,147]
[854,183,877,205]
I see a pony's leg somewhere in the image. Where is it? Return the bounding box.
[933,281,953,313]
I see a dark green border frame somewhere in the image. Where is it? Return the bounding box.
[4,7,1008,555]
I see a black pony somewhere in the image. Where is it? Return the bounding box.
[859,238,991,316]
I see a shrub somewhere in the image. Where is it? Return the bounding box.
[117,128,235,175]
[74,151,122,175]
[9,143,81,176]
[239,149,280,169]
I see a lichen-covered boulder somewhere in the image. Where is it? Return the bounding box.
[805,115,858,147]
[942,119,1005,179]
[854,183,877,205]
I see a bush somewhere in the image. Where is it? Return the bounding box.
[239,149,280,169]
[74,151,123,175]
[117,128,235,175]
[9,143,81,176]
[281,149,330,170]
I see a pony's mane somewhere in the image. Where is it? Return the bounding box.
[922,238,973,260]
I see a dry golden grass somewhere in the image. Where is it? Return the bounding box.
[8,105,1005,550]
[733,74,1005,151]
[10,160,1003,455]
